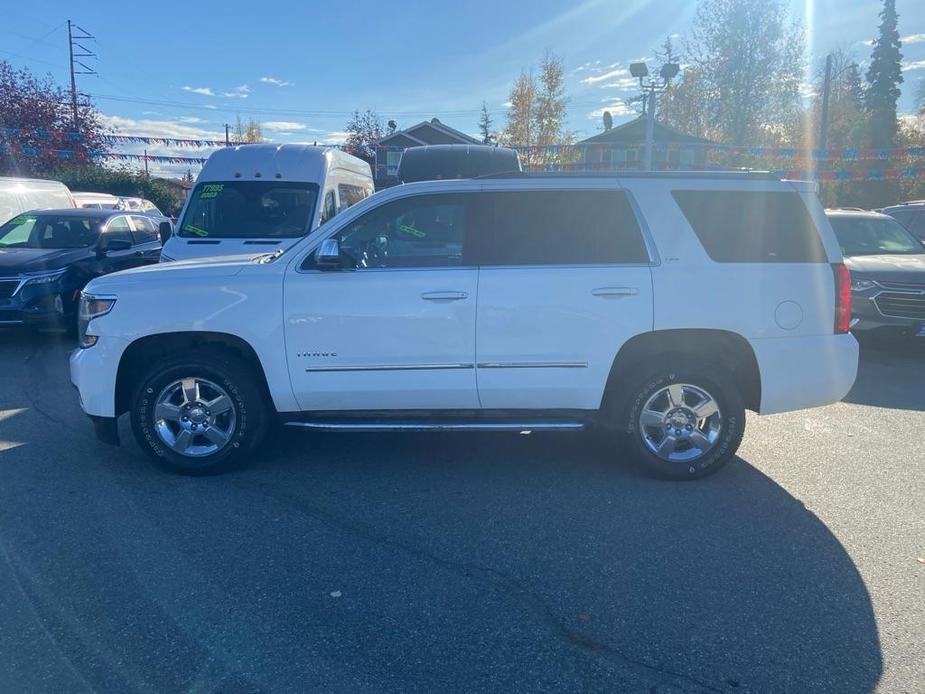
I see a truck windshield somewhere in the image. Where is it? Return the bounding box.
[179,181,319,239]
[830,216,925,256]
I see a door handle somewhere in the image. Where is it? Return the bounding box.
[591,286,639,297]
[421,291,468,301]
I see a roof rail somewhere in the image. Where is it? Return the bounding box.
[475,170,780,181]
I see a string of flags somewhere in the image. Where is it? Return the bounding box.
[0,144,207,165]
[527,161,925,181]
[0,127,226,148]
[512,142,925,162]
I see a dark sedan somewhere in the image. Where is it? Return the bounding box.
[0,209,162,329]
[827,209,925,340]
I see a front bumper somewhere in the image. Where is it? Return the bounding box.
[0,282,74,328]
[850,288,925,333]
[70,335,130,418]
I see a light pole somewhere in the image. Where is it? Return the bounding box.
[630,61,680,171]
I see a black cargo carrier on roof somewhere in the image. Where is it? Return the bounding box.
[397,145,522,183]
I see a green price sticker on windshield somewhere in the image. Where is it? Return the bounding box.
[198,183,224,200]
[183,224,209,237]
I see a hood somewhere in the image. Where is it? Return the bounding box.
[844,253,925,283]
[84,254,252,293]
[0,247,89,275]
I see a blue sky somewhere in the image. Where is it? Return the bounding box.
[2,0,924,175]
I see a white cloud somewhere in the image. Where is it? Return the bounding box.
[99,114,224,140]
[598,77,639,91]
[502,100,513,108]
[97,113,225,177]
[587,100,634,119]
[202,105,217,110]
[903,59,925,71]
[858,39,875,47]
[260,76,294,87]
[581,68,630,85]
[901,33,925,44]
[182,85,214,96]
[320,130,349,144]
[178,116,204,123]
[263,121,309,131]
[222,84,250,98]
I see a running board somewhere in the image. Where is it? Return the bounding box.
[283,421,585,432]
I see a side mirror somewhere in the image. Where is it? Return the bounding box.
[158,221,172,244]
[315,238,341,269]
[97,237,132,257]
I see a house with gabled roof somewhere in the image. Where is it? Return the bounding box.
[375,118,481,185]
[576,115,712,170]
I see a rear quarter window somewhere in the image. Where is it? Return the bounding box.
[672,190,828,263]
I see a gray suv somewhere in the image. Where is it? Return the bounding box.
[826,209,925,339]
[882,201,925,242]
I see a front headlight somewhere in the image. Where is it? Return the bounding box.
[77,293,117,348]
[850,278,877,292]
[23,269,67,287]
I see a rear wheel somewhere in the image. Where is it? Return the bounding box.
[130,351,269,475]
[612,360,745,480]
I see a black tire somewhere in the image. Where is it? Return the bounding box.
[610,359,745,480]
[130,350,269,475]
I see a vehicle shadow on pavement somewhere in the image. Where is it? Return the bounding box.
[215,428,884,693]
[842,339,925,410]
[0,328,884,693]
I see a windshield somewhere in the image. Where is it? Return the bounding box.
[0,214,101,249]
[179,181,319,239]
[830,216,925,257]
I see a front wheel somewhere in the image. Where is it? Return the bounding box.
[613,361,745,480]
[130,351,269,475]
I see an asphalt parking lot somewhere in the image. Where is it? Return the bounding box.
[0,331,921,693]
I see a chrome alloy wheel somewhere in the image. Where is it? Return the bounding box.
[638,383,722,463]
[153,377,236,457]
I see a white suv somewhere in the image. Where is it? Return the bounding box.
[70,172,859,479]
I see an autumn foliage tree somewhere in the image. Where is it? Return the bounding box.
[0,60,105,176]
[343,109,385,167]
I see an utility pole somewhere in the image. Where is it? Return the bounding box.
[224,123,231,146]
[643,90,657,172]
[819,53,833,152]
[67,20,96,132]
[143,149,149,177]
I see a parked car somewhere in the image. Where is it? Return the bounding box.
[881,201,925,242]
[0,177,75,226]
[397,144,521,183]
[159,144,374,262]
[0,209,162,330]
[826,208,925,339]
[73,191,120,210]
[71,171,858,479]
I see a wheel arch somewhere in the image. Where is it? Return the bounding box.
[115,331,273,416]
[603,329,761,412]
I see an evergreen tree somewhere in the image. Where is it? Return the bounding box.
[478,102,494,145]
[864,0,903,148]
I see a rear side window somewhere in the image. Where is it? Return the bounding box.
[672,190,827,263]
[474,190,649,266]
